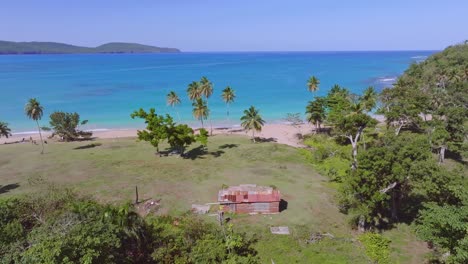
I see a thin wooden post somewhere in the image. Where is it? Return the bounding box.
[135,186,139,204]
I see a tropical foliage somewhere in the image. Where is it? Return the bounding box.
[24,98,45,153]
[0,122,12,138]
[240,106,265,142]
[48,111,92,141]
[166,91,181,120]
[131,108,208,155]
[0,189,258,263]
[221,86,236,121]
[300,42,468,263]
[306,76,320,94]
[192,98,209,129]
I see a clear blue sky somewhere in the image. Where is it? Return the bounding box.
[1,0,467,51]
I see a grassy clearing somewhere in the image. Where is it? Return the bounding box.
[0,135,427,263]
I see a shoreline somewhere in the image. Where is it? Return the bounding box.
[2,123,318,148]
[3,115,385,148]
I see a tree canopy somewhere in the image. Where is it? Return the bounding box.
[131,108,208,155]
[48,111,92,141]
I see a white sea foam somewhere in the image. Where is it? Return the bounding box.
[411,56,428,59]
[377,77,397,83]
[12,131,40,135]
[84,128,110,132]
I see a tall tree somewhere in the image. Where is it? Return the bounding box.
[240,106,265,142]
[360,86,377,112]
[166,91,181,121]
[25,98,45,154]
[221,86,236,123]
[305,97,326,133]
[199,76,214,135]
[306,76,320,95]
[0,121,12,138]
[325,87,377,169]
[192,98,209,128]
[187,81,201,101]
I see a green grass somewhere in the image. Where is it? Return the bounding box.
[0,135,428,263]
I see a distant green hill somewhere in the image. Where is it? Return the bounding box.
[0,40,180,54]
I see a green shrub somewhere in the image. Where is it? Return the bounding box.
[301,135,351,181]
[358,232,391,264]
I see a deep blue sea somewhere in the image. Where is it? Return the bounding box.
[0,51,435,133]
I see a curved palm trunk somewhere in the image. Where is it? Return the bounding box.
[200,118,204,128]
[252,130,255,143]
[176,110,181,122]
[36,120,44,154]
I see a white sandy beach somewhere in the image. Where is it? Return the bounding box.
[2,123,318,148]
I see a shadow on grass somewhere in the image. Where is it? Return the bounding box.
[0,183,20,194]
[183,146,226,160]
[279,199,288,212]
[74,143,102,150]
[254,137,277,143]
[219,144,239,149]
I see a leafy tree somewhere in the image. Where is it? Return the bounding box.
[0,121,12,138]
[24,98,45,154]
[192,98,209,129]
[284,113,303,128]
[415,200,468,263]
[221,86,236,123]
[340,133,433,228]
[325,87,377,169]
[131,108,207,155]
[379,79,428,135]
[240,106,265,142]
[48,111,92,141]
[305,97,326,132]
[166,91,181,121]
[306,76,320,95]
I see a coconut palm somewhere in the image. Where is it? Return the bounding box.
[0,122,12,138]
[360,86,377,112]
[307,76,320,94]
[240,106,265,142]
[166,91,181,121]
[305,98,326,133]
[25,98,45,154]
[187,81,201,101]
[192,98,209,128]
[221,86,236,122]
[199,76,214,135]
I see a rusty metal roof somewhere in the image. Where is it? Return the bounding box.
[218,184,280,203]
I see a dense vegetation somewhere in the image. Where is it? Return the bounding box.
[302,42,467,263]
[0,40,180,54]
[0,188,258,263]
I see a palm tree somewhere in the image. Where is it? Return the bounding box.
[25,98,45,154]
[199,76,214,135]
[166,91,181,121]
[307,76,320,95]
[240,106,265,142]
[187,81,201,101]
[360,86,377,112]
[221,86,236,123]
[0,122,12,138]
[305,98,326,133]
[192,98,209,128]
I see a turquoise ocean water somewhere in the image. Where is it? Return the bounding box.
[0,51,435,133]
